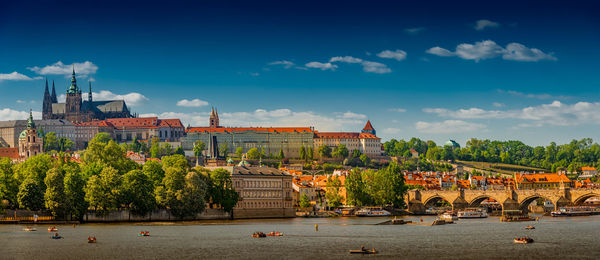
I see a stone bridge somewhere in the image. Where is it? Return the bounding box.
[405,188,600,214]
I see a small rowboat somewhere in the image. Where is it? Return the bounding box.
[525,225,535,230]
[88,237,97,243]
[24,227,37,232]
[513,237,534,244]
[138,231,150,237]
[252,232,266,238]
[48,227,58,232]
[349,248,377,254]
[266,232,283,237]
[51,235,63,239]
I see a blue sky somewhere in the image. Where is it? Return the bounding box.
[1,0,599,146]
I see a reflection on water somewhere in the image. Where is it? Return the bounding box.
[2,215,600,259]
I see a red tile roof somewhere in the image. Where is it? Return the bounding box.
[363,120,374,131]
[515,173,571,184]
[314,132,380,139]
[78,117,183,130]
[186,127,313,134]
[0,147,20,159]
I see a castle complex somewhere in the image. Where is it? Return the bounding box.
[42,67,132,123]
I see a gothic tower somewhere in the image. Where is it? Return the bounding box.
[19,110,43,159]
[42,79,53,119]
[65,66,82,115]
[210,107,220,128]
[361,120,376,136]
[51,80,57,103]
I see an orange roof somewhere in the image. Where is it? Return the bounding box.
[186,126,313,134]
[79,117,183,129]
[314,132,380,139]
[581,167,597,171]
[0,148,20,159]
[515,173,571,184]
[363,120,374,131]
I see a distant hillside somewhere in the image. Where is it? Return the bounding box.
[456,160,547,177]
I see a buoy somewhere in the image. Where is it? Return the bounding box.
[315,224,318,231]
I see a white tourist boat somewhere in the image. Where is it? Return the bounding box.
[440,211,458,221]
[355,208,391,217]
[457,208,488,218]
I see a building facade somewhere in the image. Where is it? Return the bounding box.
[0,118,96,150]
[313,121,383,158]
[79,117,185,143]
[183,108,314,158]
[18,111,43,159]
[42,68,132,123]
[207,162,295,219]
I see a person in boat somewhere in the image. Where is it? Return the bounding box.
[361,245,365,251]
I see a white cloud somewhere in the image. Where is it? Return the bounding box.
[330,56,363,63]
[426,40,556,62]
[176,99,209,107]
[389,108,407,112]
[336,111,367,120]
[503,43,557,61]
[329,56,391,74]
[426,47,454,57]
[382,127,402,134]
[0,72,38,81]
[60,90,149,106]
[498,89,571,100]
[28,61,98,76]
[361,61,391,74]
[416,120,486,134]
[376,50,407,61]
[492,102,505,108]
[423,101,600,127]
[0,108,42,121]
[250,72,260,77]
[268,60,295,69]
[474,19,500,31]
[404,27,425,34]
[305,62,338,71]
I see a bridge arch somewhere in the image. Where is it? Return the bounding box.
[468,195,501,207]
[518,194,555,211]
[423,195,453,207]
[573,193,600,205]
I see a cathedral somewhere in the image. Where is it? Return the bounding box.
[42,67,132,123]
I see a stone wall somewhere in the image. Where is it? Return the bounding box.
[84,208,230,222]
[233,208,295,219]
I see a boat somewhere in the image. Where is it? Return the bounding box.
[525,225,535,230]
[51,233,63,239]
[440,211,458,221]
[457,208,488,218]
[266,231,283,237]
[513,237,534,244]
[252,232,266,238]
[349,247,377,254]
[138,231,150,237]
[48,226,58,232]
[551,206,600,217]
[88,236,97,243]
[24,227,37,232]
[355,207,391,217]
[501,210,534,222]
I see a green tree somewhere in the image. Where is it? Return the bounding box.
[325,176,343,208]
[345,169,370,206]
[85,166,122,216]
[122,169,156,216]
[142,160,165,187]
[247,148,260,159]
[161,154,189,172]
[174,147,185,156]
[220,143,230,157]
[155,167,208,219]
[0,158,18,207]
[182,171,208,217]
[17,176,45,211]
[209,168,239,213]
[193,140,206,165]
[299,193,311,209]
[150,137,161,158]
[129,137,142,152]
[235,147,244,158]
[43,132,59,152]
[299,146,306,160]
[278,149,285,159]
[318,145,332,158]
[307,147,314,160]
[44,168,67,218]
[332,144,349,159]
[13,154,53,187]
[359,154,371,167]
[82,136,137,175]
[58,137,73,152]
[64,169,88,220]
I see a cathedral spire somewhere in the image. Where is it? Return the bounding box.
[27,109,35,129]
[44,78,49,95]
[88,80,93,103]
[68,65,78,94]
[51,80,57,103]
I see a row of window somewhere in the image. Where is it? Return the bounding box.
[239,201,292,208]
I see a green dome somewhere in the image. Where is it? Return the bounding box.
[445,140,460,148]
[19,130,42,139]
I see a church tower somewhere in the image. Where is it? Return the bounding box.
[19,110,43,159]
[42,79,53,119]
[361,120,376,136]
[210,107,220,128]
[65,66,82,116]
[51,80,57,103]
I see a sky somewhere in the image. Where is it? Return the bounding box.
[1,0,599,147]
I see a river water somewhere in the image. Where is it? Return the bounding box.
[1,215,600,259]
